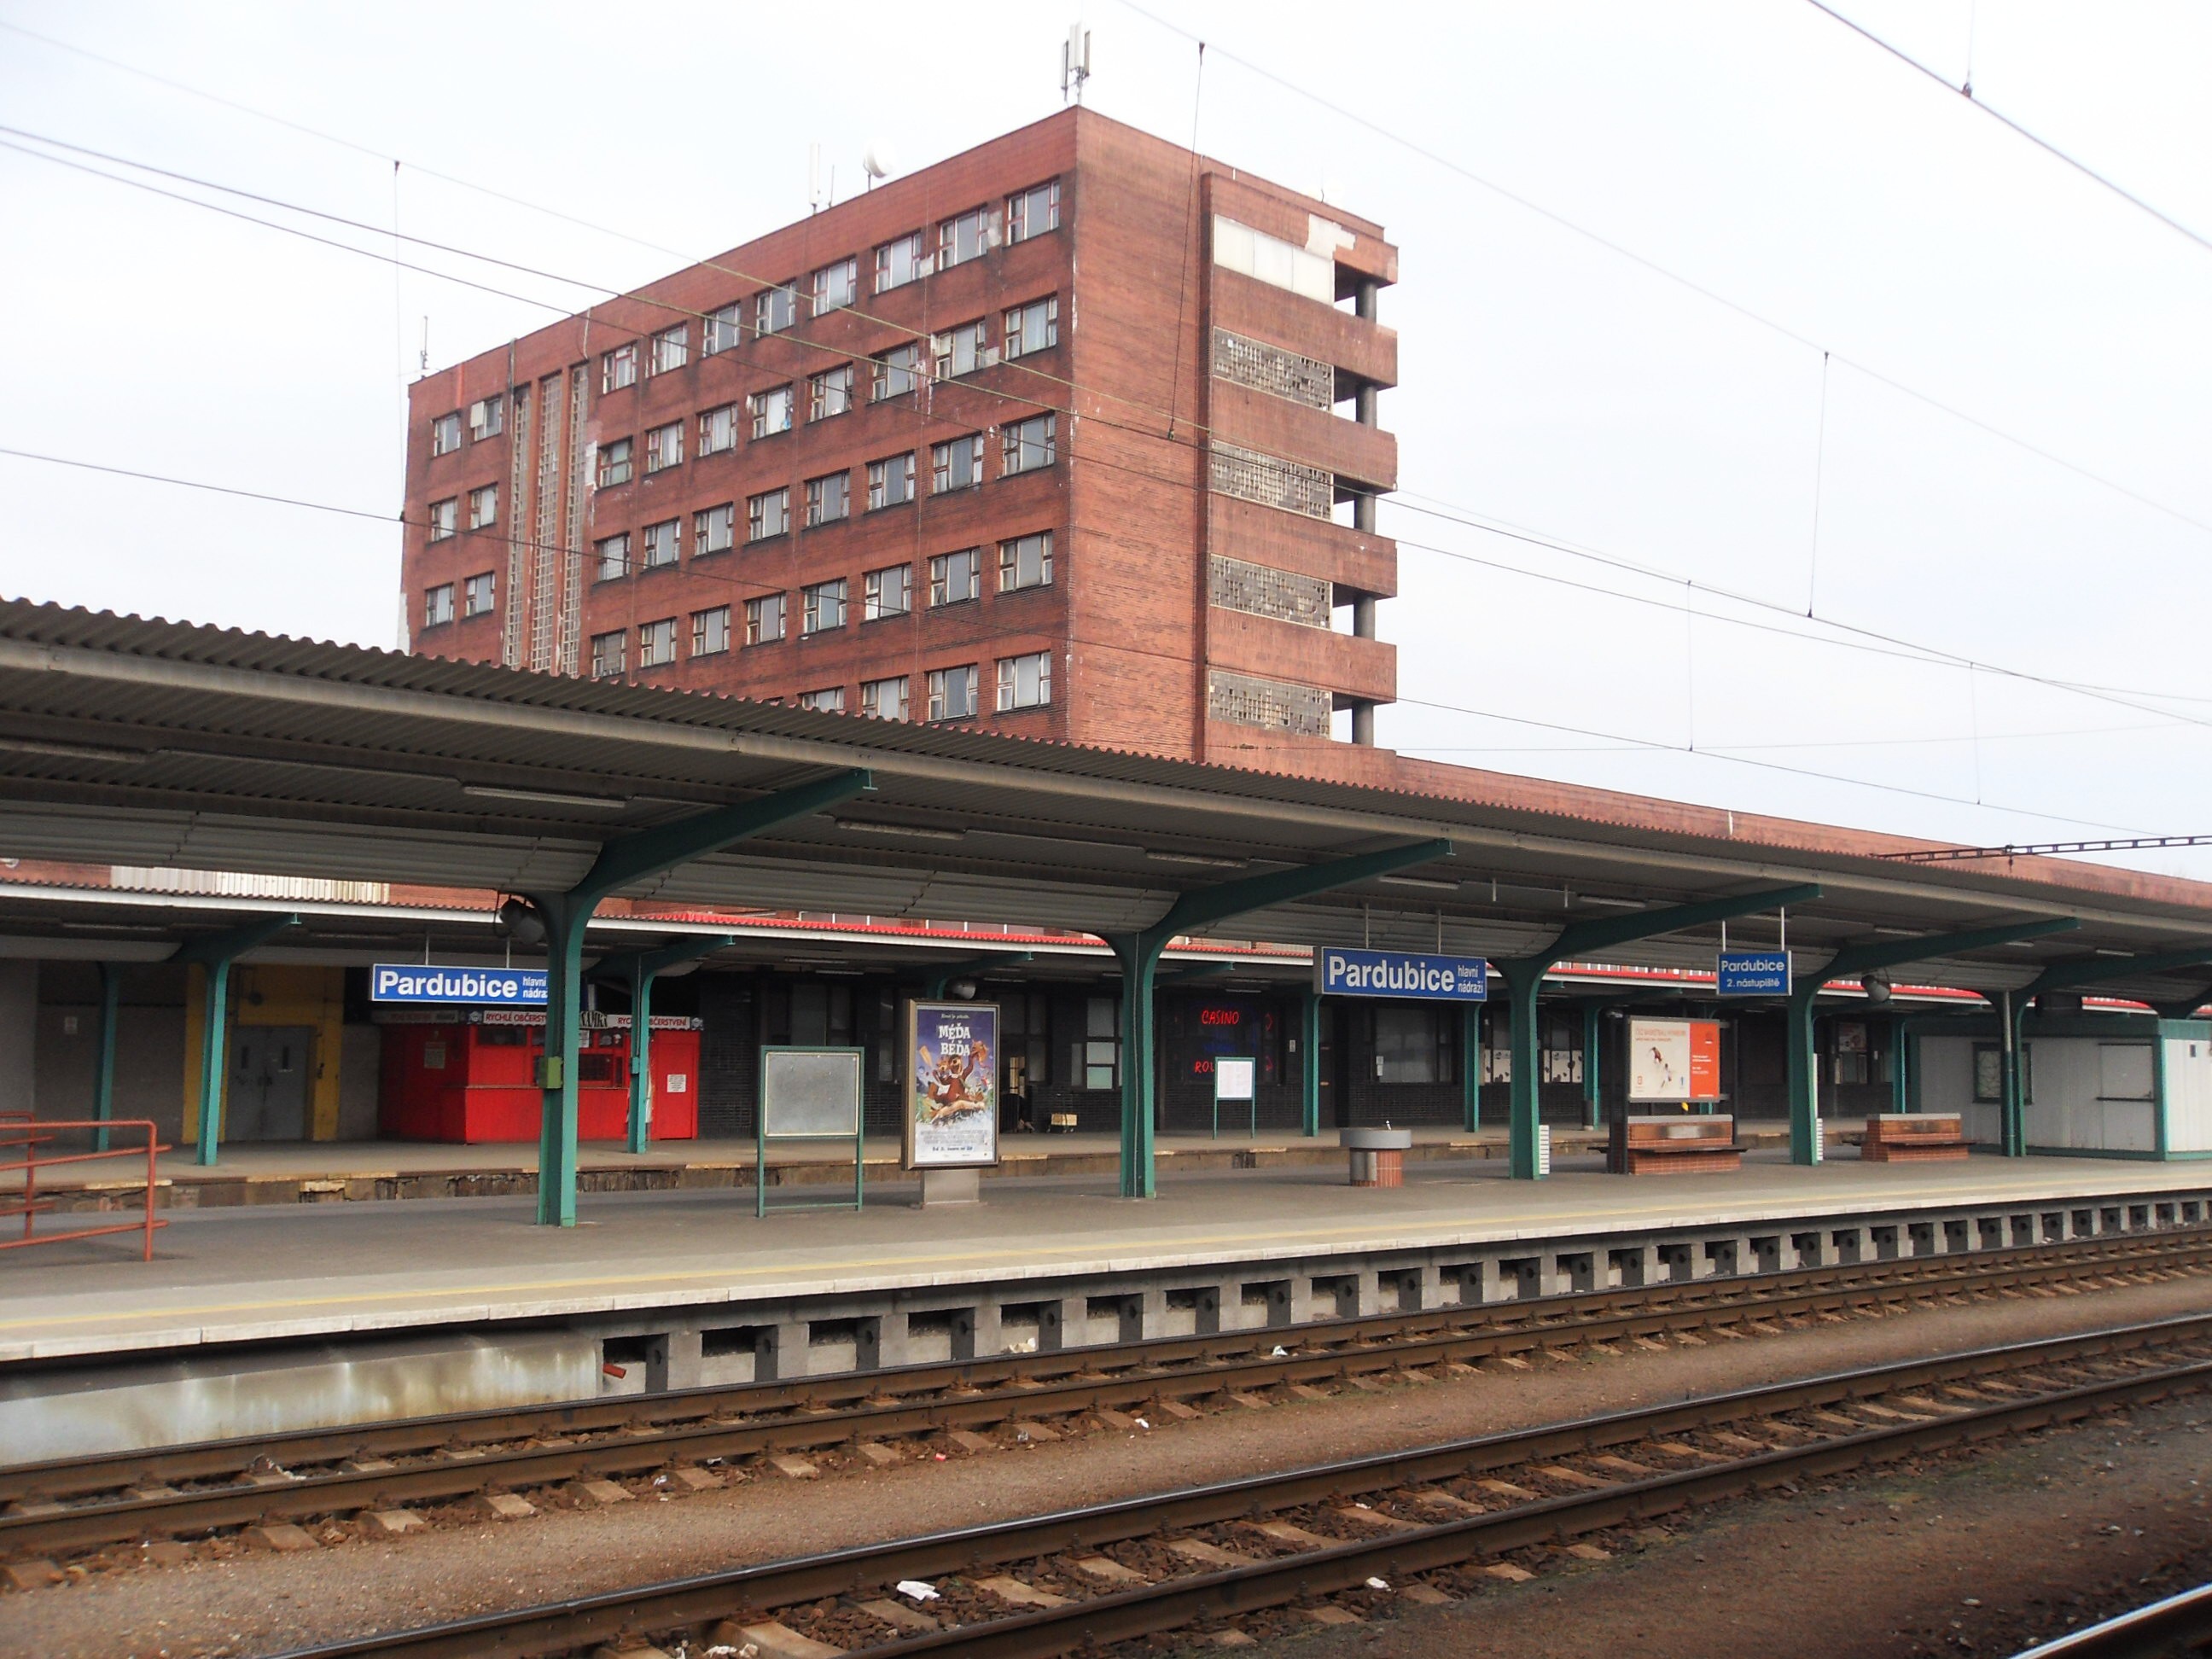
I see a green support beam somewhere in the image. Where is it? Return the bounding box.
[1459,1003,1481,1132]
[526,769,873,1225]
[2153,981,2212,1022]
[1784,917,2079,1166]
[1497,884,1819,1181]
[171,915,302,1166]
[588,934,736,1155]
[1103,837,1455,1198]
[92,962,125,1153]
[1582,1001,1603,1130]
[1301,988,1323,1138]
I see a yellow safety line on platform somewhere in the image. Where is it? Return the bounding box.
[0,1168,2165,1339]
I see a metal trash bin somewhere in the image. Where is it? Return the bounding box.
[1341,1126,1412,1188]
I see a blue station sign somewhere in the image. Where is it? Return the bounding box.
[1715,951,1791,997]
[1315,947,1488,1002]
[370,964,548,1005]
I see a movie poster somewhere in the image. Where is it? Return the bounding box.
[905,1000,1001,1169]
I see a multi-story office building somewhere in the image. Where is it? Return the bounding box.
[402,107,1399,768]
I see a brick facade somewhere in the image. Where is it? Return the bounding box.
[402,108,1399,764]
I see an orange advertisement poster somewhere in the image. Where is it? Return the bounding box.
[1687,1020,1722,1102]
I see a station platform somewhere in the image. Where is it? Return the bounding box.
[3,1142,2207,1368]
[13,1122,1819,1212]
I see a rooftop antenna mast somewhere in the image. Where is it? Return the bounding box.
[1062,20,1091,104]
[418,316,429,375]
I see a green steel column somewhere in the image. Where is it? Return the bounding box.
[1890,1016,1910,1115]
[93,963,124,1154]
[1785,984,1822,1166]
[1112,938,1160,1198]
[535,896,589,1226]
[2000,991,2026,1158]
[1301,989,1322,1138]
[193,960,233,1167]
[1460,1003,1481,1132]
[1504,964,1545,1179]
[1582,1002,1602,1129]
[626,957,654,1155]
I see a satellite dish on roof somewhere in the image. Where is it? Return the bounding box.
[861,143,894,185]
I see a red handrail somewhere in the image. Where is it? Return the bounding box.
[0,1118,167,1262]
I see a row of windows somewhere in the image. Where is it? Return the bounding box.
[591,299,1058,489]
[425,181,1061,457]
[431,411,1056,550]
[424,533,1053,635]
[582,625,1052,721]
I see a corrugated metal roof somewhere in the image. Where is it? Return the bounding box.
[3,599,2210,1004]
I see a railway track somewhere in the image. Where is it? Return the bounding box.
[2016,1580,2212,1657]
[4,1224,2209,1565]
[264,1310,2212,1657]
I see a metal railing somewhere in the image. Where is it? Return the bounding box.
[0,1116,166,1261]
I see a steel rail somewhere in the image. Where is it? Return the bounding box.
[2010,1581,2212,1658]
[263,1312,2212,1658]
[3,1227,2207,1559]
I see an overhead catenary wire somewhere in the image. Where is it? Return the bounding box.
[0,439,2162,840]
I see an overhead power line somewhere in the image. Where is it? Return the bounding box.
[1802,0,2212,259]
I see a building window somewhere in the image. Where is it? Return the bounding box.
[928,547,981,607]
[810,257,858,316]
[999,531,1052,591]
[1080,995,1118,1090]
[463,571,496,617]
[1373,1006,1447,1084]
[466,483,498,529]
[467,397,504,441]
[1208,441,1330,518]
[1213,213,1335,304]
[875,229,927,293]
[644,421,684,473]
[809,364,853,420]
[798,686,847,713]
[938,205,993,269]
[932,434,984,493]
[744,592,785,645]
[1004,295,1058,358]
[754,282,798,335]
[641,519,681,569]
[695,503,735,556]
[598,436,633,487]
[997,649,1051,711]
[429,411,462,456]
[601,343,638,392]
[867,451,916,510]
[691,604,731,656]
[428,498,457,541]
[422,583,455,627]
[927,663,978,720]
[649,325,689,375]
[932,318,990,380]
[749,384,794,439]
[860,675,909,720]
[703,302,742,356]
[747,487,789,542]
[1006,179,1060,243]
[871,343,921,402]
[863,563,911,620]
[802,578,847,634]
[590,629,626,678]
[804,471,850,527]
[638,617,678,667]
[595,532,630,581]
[1002,413,1056,474]
[698,403,739,456]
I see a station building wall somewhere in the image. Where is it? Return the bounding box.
[1915,1013,2212,1160]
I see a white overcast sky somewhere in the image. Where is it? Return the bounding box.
[2,2,2208,877]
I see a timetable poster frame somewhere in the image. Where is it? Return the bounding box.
[757,1045,866,1216]
[905,1000,1002,1171]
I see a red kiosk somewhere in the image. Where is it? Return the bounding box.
[377,1009,701,1144]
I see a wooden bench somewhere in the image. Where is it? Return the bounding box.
[1622,1115,1741,1174]
[1860,1113,1969,1162]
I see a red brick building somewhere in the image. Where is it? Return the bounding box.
[402,108,1399,765]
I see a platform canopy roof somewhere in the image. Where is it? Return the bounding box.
[3,601,2210,1008]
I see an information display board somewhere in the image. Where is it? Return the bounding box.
[370,964,546,1005]
[905,1001,1000,1170]
[757,1045,865,1215]
[1212,1055,1257,1140]
[1314,947,1487,1002]
[1715,951,1790,997]
[1627,1017,1723,1103]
